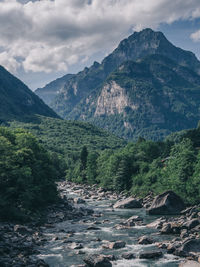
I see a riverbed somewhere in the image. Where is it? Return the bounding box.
[38,183,182,267]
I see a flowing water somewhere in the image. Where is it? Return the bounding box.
[38,188,182,267]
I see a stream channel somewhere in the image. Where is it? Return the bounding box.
[38,185,182,267]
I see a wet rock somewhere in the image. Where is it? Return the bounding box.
[139,251,163,259]
[87,226,100,230]
[74,198,86,204]
[138,236,153,245]
[183,219,200,230]
[84,254,112,267]
[109,241,126,249]
[179,239,200,254]
[121,252,135,259]
[147,191,185,215]
[14,225,32,235]
[167,241,182,254]
[146,217,166,229]
[113,197,142,209]
[103,241,126,249]
[180,229,189,239]
[160,223,172,234]
[35,259,50,266]
[70,242,84,250]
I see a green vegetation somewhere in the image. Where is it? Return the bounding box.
[70,126,200,205]
[0,127,59,221]
[9,115,125,184]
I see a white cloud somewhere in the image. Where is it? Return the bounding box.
[0,0,200,73]
[191,29,200,42]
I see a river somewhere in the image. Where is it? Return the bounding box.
[38,185,182,267]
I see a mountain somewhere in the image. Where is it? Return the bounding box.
[0,64,124,157]
[35,74,74,105]
[68,54,200,140]
[0,65,59,123]
[37,28,200,140]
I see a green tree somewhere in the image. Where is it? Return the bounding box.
[114,156,132,192]
[80,146,88,171]
[163,138,196,202]
[86,152,98,184]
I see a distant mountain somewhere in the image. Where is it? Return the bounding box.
[36,28,200,140]
[35,74,74,105]
[70,54,200,140]
[0,65,59,123]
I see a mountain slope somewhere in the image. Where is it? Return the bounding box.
[48,28,200,118]
[10,115,126,159]
[35,74,74,105]
[0,66,59,122]
[68,54,200,140]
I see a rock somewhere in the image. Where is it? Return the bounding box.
[147,191,185,215]
[167,241,181,254]
[161,223,181,235]
[183,219,200,230]
[70,242,83,250]
[108,241,126,249]
[84,254,112,267]
[179,260,200,267]
[121,252,135,259]
[74,198,86,204]
[179,239,200,254]
[103,241,126,249]
[87,226,100,230]
[138,236,153,245]
[113,197,142,209]
[160,223,172,234]
[36,259,50,266]
[139,251,163,259]
[14,225,32,235]
[146,218,165,229]
[180,229,189,239]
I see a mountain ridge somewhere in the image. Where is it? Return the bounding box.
[0,65,59,123]
[35,28,200,140]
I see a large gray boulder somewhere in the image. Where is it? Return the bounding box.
[113,197,142,209]
[147,191,185,215]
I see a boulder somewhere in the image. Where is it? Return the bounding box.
[108,241,126,249]
[103,241,126,249]
[113,198,142,209]
[147,191,185,215]
[139,251,163,259]
[121,252,135,259]
[138,236,153,245]
[183,219,200,230]
[84,254,112,267]
[180,239,200,254]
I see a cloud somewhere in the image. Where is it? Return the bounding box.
[191,30,200,42]
[0,0,200,73]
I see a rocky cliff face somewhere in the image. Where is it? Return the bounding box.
[95,81,138,116]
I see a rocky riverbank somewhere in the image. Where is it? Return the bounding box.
[1,181,200,267]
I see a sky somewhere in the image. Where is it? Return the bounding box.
[0,0,200,90]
